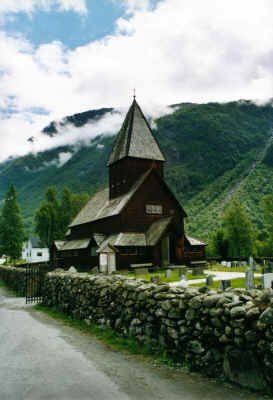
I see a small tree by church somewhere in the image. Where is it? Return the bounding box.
[0,185,25,262]
[222,199,255,257]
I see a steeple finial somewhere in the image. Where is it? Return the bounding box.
[133,88,136,100]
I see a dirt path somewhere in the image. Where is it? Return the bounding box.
[0,287,269,400]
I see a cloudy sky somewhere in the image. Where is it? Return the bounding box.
[0,0,273,161]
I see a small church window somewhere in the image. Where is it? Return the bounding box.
[37,252,42,257]
[146,204,163,215]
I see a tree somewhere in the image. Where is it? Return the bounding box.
[35,187,89,246]
[261,195,273,253]
[0,185,25,262]
[35,187,61,247]
[58,187,89,238]
[222,199,255,257]
[209,228,229,258]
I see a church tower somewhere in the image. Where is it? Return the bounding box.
[107,99,166,199]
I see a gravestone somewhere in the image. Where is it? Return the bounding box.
[68,266,77,273]
[206,275,214,286]
[179,266,187,278]
[245,268,255,290]
[249,256,254,268]
[165,269,172,278]
[220,280,231,290]
[263,273,273,289]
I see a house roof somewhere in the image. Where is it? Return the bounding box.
[70,170,150,227]
[97,217,172,253]
[107,99,165,166]
[146,217,173,246]
[186,236,207,246]
[60,238,91,251]
[54,240,66,250]
[97,232,147,253]
[29,236,43,248]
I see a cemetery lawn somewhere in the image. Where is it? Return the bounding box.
[123,270,207,283]
[207,264,262,273]
[191,277,262,289]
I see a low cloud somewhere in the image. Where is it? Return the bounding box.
[0,0,273,161]
[0,109,125,162]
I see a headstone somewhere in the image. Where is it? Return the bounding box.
[220,280,231,290]
[221,261,227,266]
[249,256,254,268]
[226,262,231,268]
[165,269,172,278]
[206,275,214,286]
[68,266,77,274]
[245,268,255,290]
[91,266,99,274]
[263,273,273,289]
[179,266,187,278]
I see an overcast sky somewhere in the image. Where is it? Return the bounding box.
[0,0,272,162]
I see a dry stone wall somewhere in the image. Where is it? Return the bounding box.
[0,265,26,295]
[43,271,273,393]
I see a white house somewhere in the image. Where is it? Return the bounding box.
[22,237,49,263]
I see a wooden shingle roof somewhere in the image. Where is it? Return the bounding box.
[107,99,165,166]
[69,170,151,227]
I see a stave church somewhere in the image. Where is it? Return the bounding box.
[53,98,206,272]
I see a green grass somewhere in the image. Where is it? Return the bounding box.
[207,264,263,273]
[122,270,206,283]
[191,277,262,289]
[0,279,5,288]
[35,304,183,369]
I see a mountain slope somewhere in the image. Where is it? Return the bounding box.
[0,100,273,237]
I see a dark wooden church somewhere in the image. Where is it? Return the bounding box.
[53,99,206,272]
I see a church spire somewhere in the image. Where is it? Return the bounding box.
[107,99,165,166]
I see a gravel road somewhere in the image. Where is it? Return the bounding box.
[0,287,268,400]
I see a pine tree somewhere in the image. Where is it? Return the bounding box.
[0,185,25,262]
[222,199,254,257]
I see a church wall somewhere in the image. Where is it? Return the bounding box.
[120,172,184,233]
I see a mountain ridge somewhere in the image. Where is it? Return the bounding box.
[0,100,273,239]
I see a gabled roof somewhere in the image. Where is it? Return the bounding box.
[69,170,150,227]
[146,217,173,246]
[29,237,43,248]
[97,232,146,253]
[54,240,66,250]
[70,167,186,227]
[186,236,207,246]
[57,238,91,251]
[107,99,165,166]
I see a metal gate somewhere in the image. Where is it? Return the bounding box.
[25,263,52,304]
